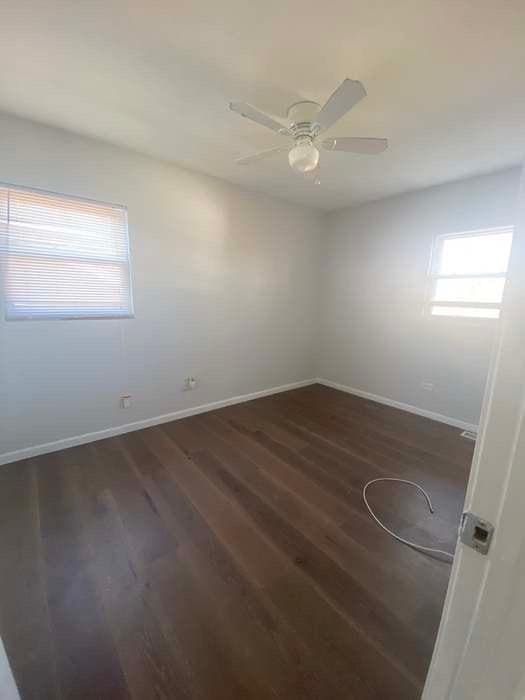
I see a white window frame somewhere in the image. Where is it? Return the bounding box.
[0,183,134,321]
[427,226,513,321]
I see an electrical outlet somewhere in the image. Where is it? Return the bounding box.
[421,382,434,391]
[120,394,132,409]
[183,376,197,391]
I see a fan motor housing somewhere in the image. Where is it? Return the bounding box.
[287,101,320,140]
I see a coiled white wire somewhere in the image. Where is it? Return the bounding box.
[362,478,454,561]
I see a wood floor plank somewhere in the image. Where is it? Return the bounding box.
[272,390,469,487]
[245,392,458,581]
[137,452,347,700]
[90,438,177,567]
[243,400,456,561]
[250,391,467,532]
[146,426,418,699]
[0,460,61,700]
[300,385,473,469]
[37,451,131,700]
[122,431,330,700]
[131,429,341,699]
[202,414,444,614]
[0,385,470,699]
[202,411,353,524]
[174,441,427,685]
[273,388,466,526]
[71,444,195,700]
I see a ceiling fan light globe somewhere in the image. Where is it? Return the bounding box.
[288,143,319,174]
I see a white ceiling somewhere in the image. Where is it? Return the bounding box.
[1,0,525,211]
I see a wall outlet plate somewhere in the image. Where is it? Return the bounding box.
[421,382,434,391]
[183,376,197,391]
[120,395,132,409]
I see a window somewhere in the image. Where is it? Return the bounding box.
[428,227,513,320]
[0,185,133,320]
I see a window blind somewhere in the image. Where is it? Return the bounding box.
[0,185,133,320]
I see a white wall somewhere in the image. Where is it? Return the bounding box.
[0,111,519,460]
[0,113,322,458]
[320,169,521,427]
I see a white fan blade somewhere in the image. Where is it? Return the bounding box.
[316,79,367,132]
[229,101,289,135]
[236,146,289,165]
[322,137,388,154]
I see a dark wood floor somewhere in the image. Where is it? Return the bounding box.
[0,385,473,700]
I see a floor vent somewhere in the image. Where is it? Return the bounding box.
[461,430,477,441]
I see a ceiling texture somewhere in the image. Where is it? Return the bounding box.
[1,0,524,211]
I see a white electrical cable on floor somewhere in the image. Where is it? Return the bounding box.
[362,478,455,561]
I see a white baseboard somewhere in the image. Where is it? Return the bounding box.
[1,377,477,467]
[0,378,316,467]
[317,378,478,433]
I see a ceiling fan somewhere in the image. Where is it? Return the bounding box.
[229,79,388,182]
